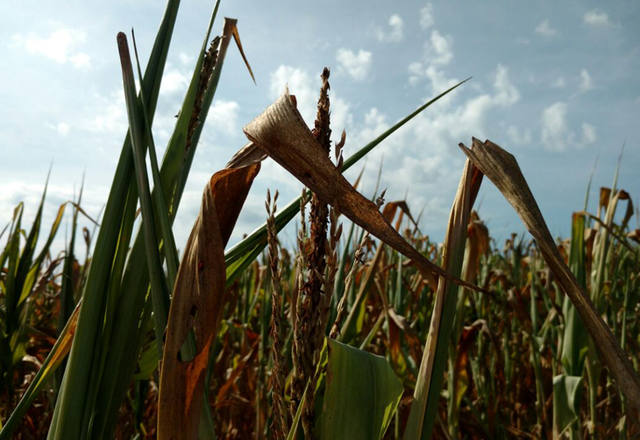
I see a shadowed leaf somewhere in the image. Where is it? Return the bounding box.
[553,375,583,437]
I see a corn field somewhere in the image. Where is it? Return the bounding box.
[1,1,639,439]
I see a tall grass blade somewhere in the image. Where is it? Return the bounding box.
[90,6,243,436]
[131,29,180,288]
[552,212,588,438]
[118,32,170,344]
[47,1,181,437]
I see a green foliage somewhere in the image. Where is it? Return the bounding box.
[318,339,403,440]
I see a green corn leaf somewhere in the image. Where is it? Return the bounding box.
[404,156,482,440]
[131,29,180,289]
[118,31,170,346]
[553,374,583,437]
[286,383,309,440]
[561,213,588,375]
[318,339,403,440]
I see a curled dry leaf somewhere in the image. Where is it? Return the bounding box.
[242,89,483,293]
[459,137,640,416]
[226,141,267,169]
[158,163,260,440]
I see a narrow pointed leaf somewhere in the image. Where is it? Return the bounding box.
[118,31,170,344]
[49,1,183,437]
[230,22,255,84]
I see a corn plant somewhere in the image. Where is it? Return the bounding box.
[2,1,640,439]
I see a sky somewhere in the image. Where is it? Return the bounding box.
[1,1,639,255]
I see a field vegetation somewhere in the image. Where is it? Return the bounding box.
[1,1,639,438]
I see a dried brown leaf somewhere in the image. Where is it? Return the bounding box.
[226,142,267,169]
[228,19,256,84]
[459,137,640,416]
[158,163,260,440]
[382,200,418,231]
[243,89,482,293]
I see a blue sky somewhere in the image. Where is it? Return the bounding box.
[1,1,639,253]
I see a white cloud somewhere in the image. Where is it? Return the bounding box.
[584,9,611,27]
[541,102,569,151]
[579,69,593,92]
[420,3,434,29]
[85,91,127,134]
[270,65,317,125]
[407,29,458,110]
[70,53,91,69]
[507,125,532,145]
[426,30,453,66]
[493,64,520,106]
[46,121,70,136]
[57,122,70,135]
[178,52,192,65]
[336,48,372,81]
[417,64,520,136]
[408,62,424,86]
[364,107,386,128]
[160,69,189,95]
[540,102,596,151]
[11,28,91,69]
[535,19,557,37]
[376,14,404,42]
[269,65,352,134]
[581,123,597,144]
[207,100,239,135]
[424,66,459,96]
[407,30,456,99]
[346,65,522,231]
[552,76,566,88]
